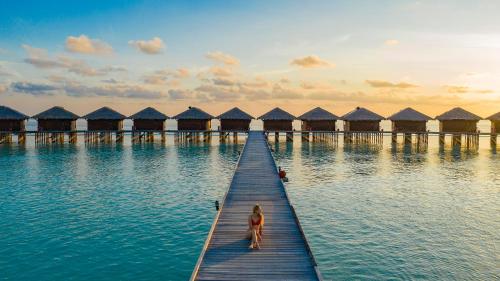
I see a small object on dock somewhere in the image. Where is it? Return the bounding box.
[214,200,220,211]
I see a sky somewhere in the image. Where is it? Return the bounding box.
[0,0,499,118]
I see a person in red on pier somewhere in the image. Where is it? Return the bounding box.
[278,166,287,180]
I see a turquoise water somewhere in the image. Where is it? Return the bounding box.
[0,140,243,281]
[1,135,499,280]
[272,138,499,280]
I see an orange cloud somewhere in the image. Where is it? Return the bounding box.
[445,85,494,94]
[290,55,334,68]
[65,35,113,55]
[366,80,418,89]
[206,51,240,65]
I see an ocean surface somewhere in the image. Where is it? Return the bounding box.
[1,124,499,280]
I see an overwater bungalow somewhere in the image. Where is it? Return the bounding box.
[435,107,481,133]
[0,105,29,143]
[487,112,500,134]
[129,107,168,131]
[0,105,29,132]
[487,112,500,146]
[388,107,432,132]
[342,107,384,131]
[436,107,482,148]
[298,107,339,131]
[83,107,126,131]
[129,107,169,143]
[388,107,432,145]
[258,107,295,131]
[33,106,79,131]
[217,107,253,132]
[32,106,79,143]
[173,106,213,131]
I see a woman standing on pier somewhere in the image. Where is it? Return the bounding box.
[247,204,264,249]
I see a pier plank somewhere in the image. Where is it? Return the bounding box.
[191,131,321,280]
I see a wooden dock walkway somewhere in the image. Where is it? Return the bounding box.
[191,131,322,281]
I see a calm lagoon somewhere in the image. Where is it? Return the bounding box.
[1,131,498,280]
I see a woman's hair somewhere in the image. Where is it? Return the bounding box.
[253,204,263,217]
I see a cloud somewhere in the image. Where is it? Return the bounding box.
[366,80,418,89]
[128,37,165,54]
[100,65,128,73]
[10,81,59,96]
[212,78,236,86]
[385,39,400,46]
[206,51,240,65]
[0,84,7,94]
[209,66,233,77]
[101,78,120,84]
[290,55,334,68]
[176,68,190,78]
[143,74,168,85]
[143,68,190,85]
[64,83,165,99]
[272,84,304,99]
[168,89,193,100]
[22,44,66,68]
[300,81,334,90]
[22,44,121,77]
[444,85,494,94]
[0,48,9,55]
[65,35,113,55]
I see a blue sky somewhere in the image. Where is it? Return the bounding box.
[0,0,499,116]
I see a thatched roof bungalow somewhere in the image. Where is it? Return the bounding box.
[487,112,500,134]
[258,107,295,131]
[0,105,29,132]
[83,107,126,131]
[217,107,254,131]
[33,106,79,131]
[173,106,213,131]
[388,107,432,132]
[342,107,384,131]
[436,107,482,133]
[298,107,339,131]
[129,107,168,131]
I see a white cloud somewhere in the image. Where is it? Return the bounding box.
[65,35,113,55]
[128,37,165,54]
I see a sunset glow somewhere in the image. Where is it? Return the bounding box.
[0,0,499,117]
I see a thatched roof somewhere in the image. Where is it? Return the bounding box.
[435,107,482,121]
[0,105,29,120]
[129,107,168,120]
[173,106,213,120]
[32,106,79,120]
[486,112,500,121]
[342,107,384,121]
[217,107,254,120]
[83,107,126,120]
[258,107,295,121]
[298,107,339,121]
[388,107,432,121]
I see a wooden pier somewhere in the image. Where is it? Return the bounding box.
[191,131,321,281]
